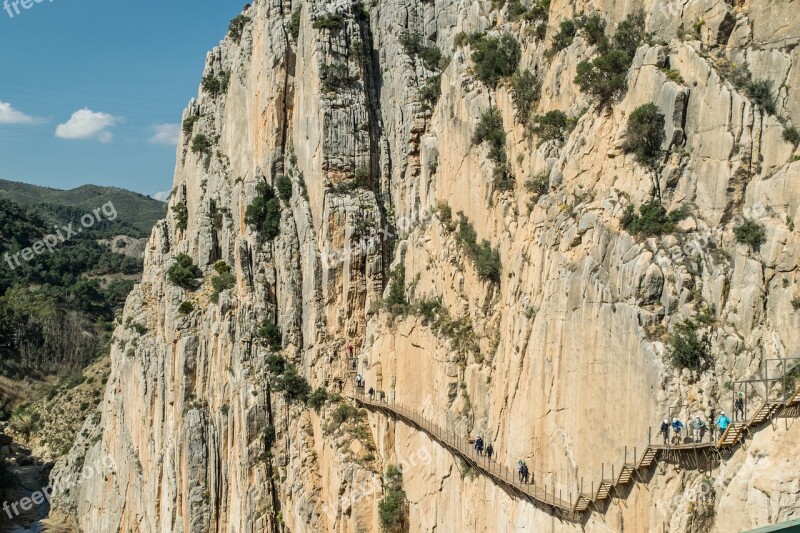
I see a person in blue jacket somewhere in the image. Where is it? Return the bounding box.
[671,418,684,445]
[715,411,732,434]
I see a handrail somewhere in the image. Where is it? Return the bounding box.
[353,374,800,517]
[353,394,577,512]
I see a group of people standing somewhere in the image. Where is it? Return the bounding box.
[659,411,734,445]
[657,392,748,446]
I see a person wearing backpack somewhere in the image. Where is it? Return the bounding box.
[734,393,745,421]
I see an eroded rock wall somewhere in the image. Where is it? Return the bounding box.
[50,0,800,531]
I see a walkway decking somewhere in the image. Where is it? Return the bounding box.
[353,395,576,514]
[354,378,800,518]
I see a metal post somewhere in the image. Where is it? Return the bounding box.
[783,359,788,402]
[746,382,749,421]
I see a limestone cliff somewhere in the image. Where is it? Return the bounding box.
[50,0,800,531]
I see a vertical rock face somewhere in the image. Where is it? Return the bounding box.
[50,0,800,531]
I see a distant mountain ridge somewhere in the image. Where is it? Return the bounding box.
[0,179,165,236]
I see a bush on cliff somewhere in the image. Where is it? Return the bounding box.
[379,465,407,532]
[549,19,576,55]
[621,200,688,237]
[245,182,281,242]
[456,214,502,284]
[257,319,282,350]
[167,253,201,289]
[529,110,575,144]
[473,107,507,165]
[622,103,666,168]
[666,319,709,371]
[383,264,408,316]
[470,34,521,89]
[733,218,767,251]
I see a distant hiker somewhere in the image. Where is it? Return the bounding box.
[521,463,530,484]
[715,411,731,433]
[475,436,484,456]
[349,358,357,372]
[691,416,707,443]
[734,393,745,421]
[671,418,684,445]
[517,460,527,483]
[380,391,386,403]
[486,443,494,460]
[368,387,375,400]
[660,419,670,445]
[355,374,363,388]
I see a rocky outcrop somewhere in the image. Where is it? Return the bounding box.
[50,0,800,531]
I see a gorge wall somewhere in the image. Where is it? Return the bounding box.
[50,0,800,531]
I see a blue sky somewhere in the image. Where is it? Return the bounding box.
[0,0,245,199]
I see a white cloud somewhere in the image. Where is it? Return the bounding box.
[148,123,180,145]
[55,108,120,142]
[151,191,170,202]
[0,101,37,124]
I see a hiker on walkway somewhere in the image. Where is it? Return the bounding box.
[348,344,354,358]
[355,374,363,388]
[475,436,484,456]
[517,460,527,483]
[368,387,375,400]
[380,391,386,403]
[660,419,670,445]
[691,416,707,443]
[671,418,684,445]
[734,393,745,421]
[521,463,530,484]
[486,443,494,461]
[715,411,732,434]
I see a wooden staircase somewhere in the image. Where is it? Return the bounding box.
[717,422,746,448]
[786,387,800,405]
[717,400,785,447]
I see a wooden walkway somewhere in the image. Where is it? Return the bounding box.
[353,378,800,518]
[353,395,578,515]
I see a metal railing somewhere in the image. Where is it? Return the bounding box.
[351,357,800,515]
[353,392,580,512]
[647,423,719,448]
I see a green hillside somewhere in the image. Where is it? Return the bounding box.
[0,182,163,421]
[0,179,165,236]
